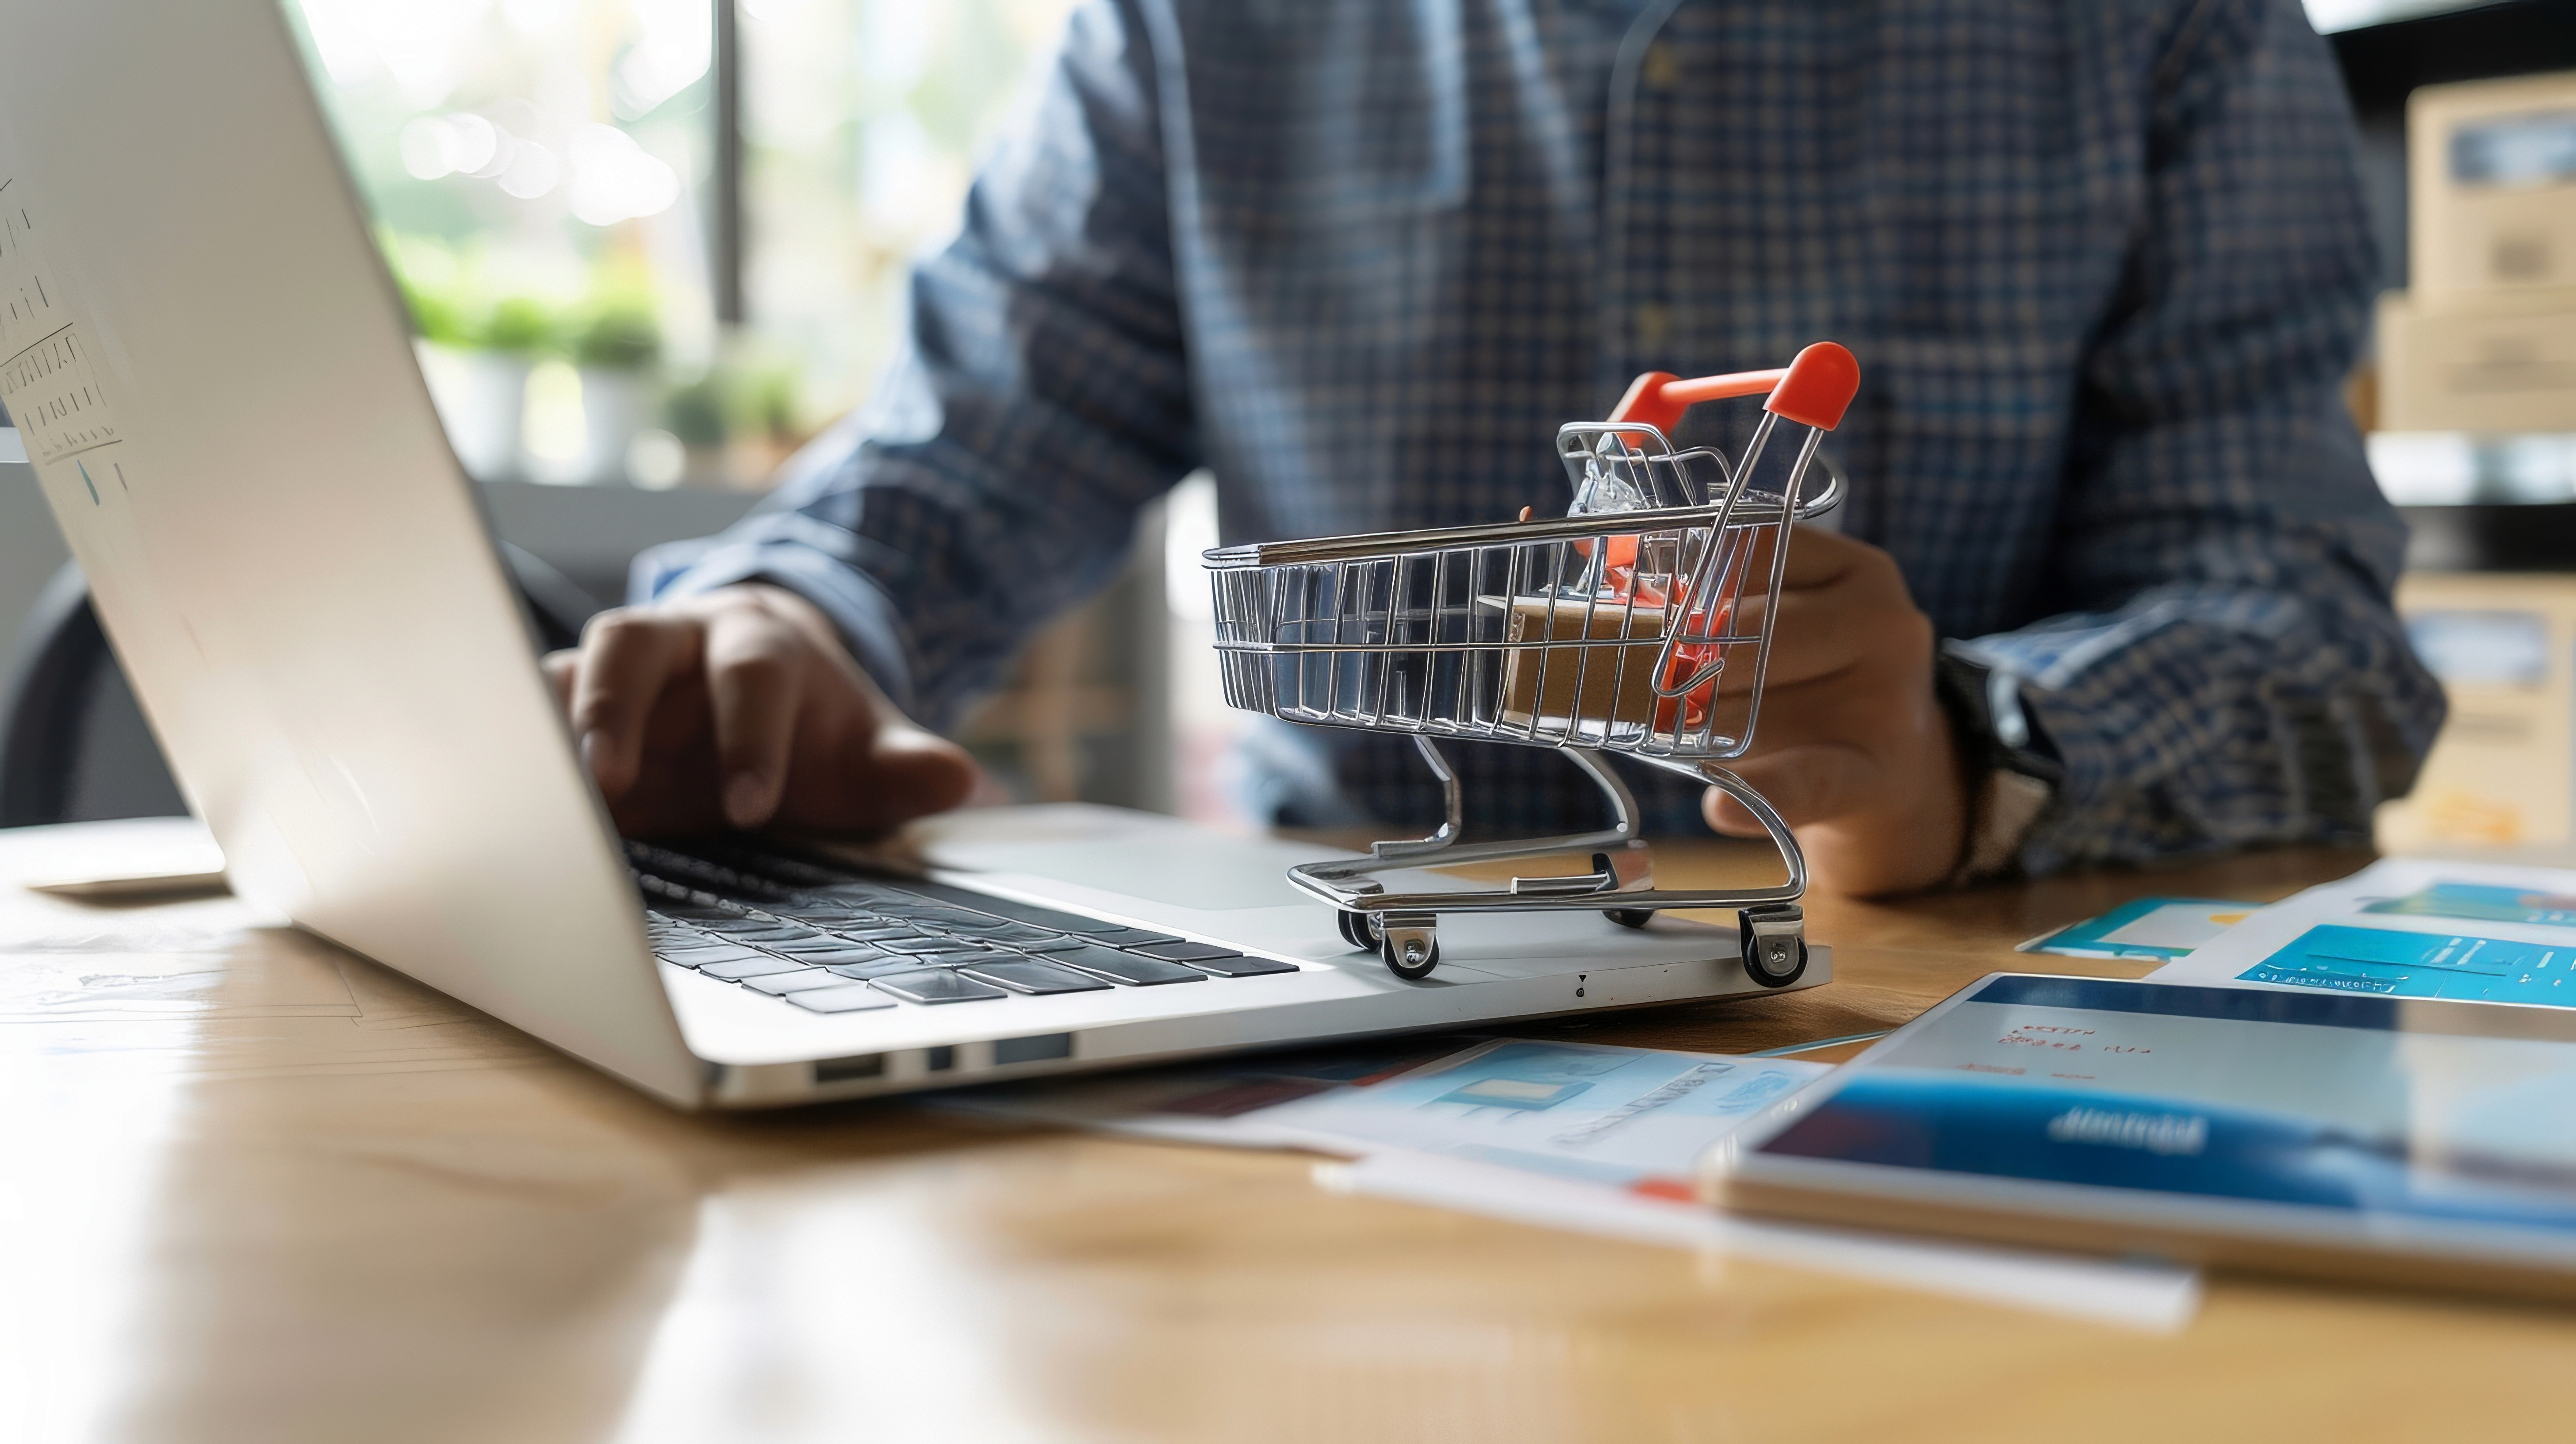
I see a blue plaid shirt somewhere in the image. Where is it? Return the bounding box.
[648,0,2444,875]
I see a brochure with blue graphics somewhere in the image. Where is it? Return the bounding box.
[2149,859,2576,1009]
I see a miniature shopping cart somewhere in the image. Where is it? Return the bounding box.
[1202,342,1860,983]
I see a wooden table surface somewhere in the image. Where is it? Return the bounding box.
[5,819,2572,1444]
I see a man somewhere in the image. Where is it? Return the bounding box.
[548,0,2443,896]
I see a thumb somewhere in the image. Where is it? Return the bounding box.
[845,715,981,829]
[1702,744,1877,835]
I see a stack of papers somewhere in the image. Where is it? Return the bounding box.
[933,1036,2204,1330]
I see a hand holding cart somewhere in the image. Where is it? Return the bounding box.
[1202,343,1860,982]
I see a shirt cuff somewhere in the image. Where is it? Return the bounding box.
[633,535,920,718]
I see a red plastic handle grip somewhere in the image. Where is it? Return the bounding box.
[1606,342,1859,435]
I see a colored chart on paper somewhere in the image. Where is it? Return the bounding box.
[2239,924,2576,1005]
[2363,882,2576,930]
[2019,897,2254,960]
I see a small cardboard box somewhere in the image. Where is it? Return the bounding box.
[2378,572,2576,852]
[1498,595,1670,733]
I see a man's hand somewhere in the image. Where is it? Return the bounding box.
[541,584,978,838]
[1702,529,1970,896]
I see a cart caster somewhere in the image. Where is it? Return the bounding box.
[1604,908,1655,930]
[1336,909,1376,951]
[1377,913,1440,980]
[1737,902,1808,988]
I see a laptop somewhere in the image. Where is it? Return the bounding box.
[0,0,1825,1109]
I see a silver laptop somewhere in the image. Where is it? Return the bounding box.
[0,0,1825,1109]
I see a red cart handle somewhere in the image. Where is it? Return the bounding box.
[1606,341,1860,437]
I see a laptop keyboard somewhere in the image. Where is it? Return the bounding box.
[627,841,1299,1015]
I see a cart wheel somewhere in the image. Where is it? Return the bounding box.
[1737,902,1808,989]
[1377,916,1440,981]
[1336,910,1376,951]
[1604,908,1655,930]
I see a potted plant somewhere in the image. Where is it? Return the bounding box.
[571,292,662,486]
[393,238,535,484]
[465,294,557,482]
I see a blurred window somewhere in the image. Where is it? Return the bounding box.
[285,0,1074,490]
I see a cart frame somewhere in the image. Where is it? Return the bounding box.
[1201,343,1861,982]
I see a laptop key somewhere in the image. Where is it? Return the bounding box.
[1180,953,1300,978]
[770,901,880,920]
[957,921,1069,945]
[931,944,1038,967]
[1041,915,1138,935]
[655,940,770,966]
[742,968,853,995]
[1014,935,1093,953]
[699,953,817,981]
[694,920,815,943]
[760,936,896,964]
[869,969,1008,1004]
[786,983,899,1014]
[928,914,1011,929]
[818,925,922,943]
[823,957,941,981]
[876,936,987,956]
[1041,944,1209,987]
[1089,927,1186,948]
[1126,941,1246,963]
[958,959,1112,995]
[655,903,753,925]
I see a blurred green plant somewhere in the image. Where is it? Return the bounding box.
[572,259,663,373]
[659,352,808,449]
[396,276,474,349]
[738,361,801,442]
[384,229,475,347]
[575,304,661,371]
[380,230,571,359]
[479,296,561,357]
[663,374,730,449]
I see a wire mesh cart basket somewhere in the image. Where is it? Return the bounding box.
[1202,342,1860,983]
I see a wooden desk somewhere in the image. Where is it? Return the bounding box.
[5,820,2571,1444]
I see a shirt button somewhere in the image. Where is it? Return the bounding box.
[1643,42,1680,91]
[1633,303,1671,353]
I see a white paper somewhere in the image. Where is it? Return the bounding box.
[1319,1151,2203,1333]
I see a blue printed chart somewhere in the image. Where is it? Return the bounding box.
[2241,924,2576,1004]
[2363,882,2576,930]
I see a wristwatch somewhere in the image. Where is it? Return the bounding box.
[1931,644,2062,883]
